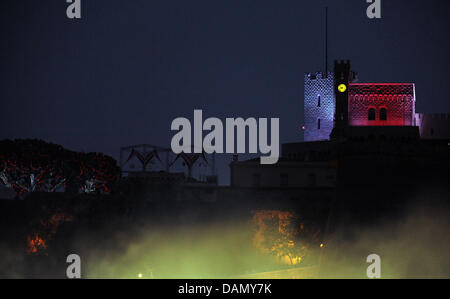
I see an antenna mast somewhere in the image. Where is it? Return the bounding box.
[325,7,328,75]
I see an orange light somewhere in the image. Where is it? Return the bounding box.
[27,234,47,255]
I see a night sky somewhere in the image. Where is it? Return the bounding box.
[1,0,449,184]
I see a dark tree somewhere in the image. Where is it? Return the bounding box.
[0,139,120,196]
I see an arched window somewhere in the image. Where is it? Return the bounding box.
[380,108,387,121]
[368,108,376,121]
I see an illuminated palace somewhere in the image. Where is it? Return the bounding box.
[304,60,448,142]
[230,60,450,189]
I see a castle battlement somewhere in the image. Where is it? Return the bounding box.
[305,72,333,80]
[335,59,350,64]
[303,60,449,142]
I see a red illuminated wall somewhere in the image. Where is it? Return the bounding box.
[348,83,416,126]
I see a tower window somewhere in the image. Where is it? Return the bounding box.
[318,119,321,130]
[368,108,376,121]
[380,108,387,121]
[318,96,321,107]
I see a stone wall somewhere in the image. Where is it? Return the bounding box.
[348,83,416,126]
[303,72,335,141]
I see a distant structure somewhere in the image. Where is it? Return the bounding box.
[303,60,447,142]
[348,83,416,127]
[303,71,335,142]
[230,59,450,189]
[120,144,171,173]
[120,144,218,185]
[415,113,450,139]
[302,8,447,142]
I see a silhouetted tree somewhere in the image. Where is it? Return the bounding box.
[0,139,120,196]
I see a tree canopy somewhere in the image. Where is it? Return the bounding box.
[0,139,120,196]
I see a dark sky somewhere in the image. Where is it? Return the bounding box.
[1,0,449,184]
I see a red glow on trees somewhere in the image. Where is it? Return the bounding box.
[0,139,120,196]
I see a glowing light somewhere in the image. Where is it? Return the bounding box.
[26,212,74,255]
[320,243,324,248]
[301,125,306,131]
[348,83,415,126]
[137,273,143,278]
[27,234,47,255]
[338,84,347,93]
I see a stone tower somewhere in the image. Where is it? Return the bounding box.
[330,60,353,140]
[303,71,335,142]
